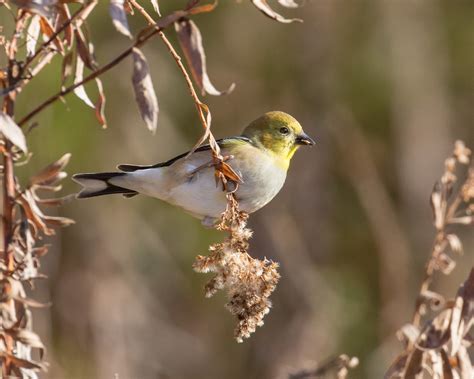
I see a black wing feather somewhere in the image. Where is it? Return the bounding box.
[117,137,252,172]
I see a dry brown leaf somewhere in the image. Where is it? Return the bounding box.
[450,296,464,355]
[278,0,300,8]
[439,349,455,379]
[430,182,444,230]
[42,215,75,227]
[187,1,218,15]
[5,329,45,350]
[457,345,473,379]
[384,353,409,379]
[109,0,132,39]
[437,253,456,275]
[131,47,158,133]
[251,0,303,23]
[95,77,107,128]
[26,15,41,57]
[73,55,94,108]
[11,0,55,18]
[1,353,47,371]
[175,19,235,96]
[150,0,160,15]
[56,3,74,47]
[446,234,463,255]
[459,269,474,338]
[404,348,424,378]
[39,16,64,53]
[12,294,51,308]
[18,191,54,236]
[397,323,420,345]
[61,51,74,89]
[0,111,27,153]
[74,28,97,70]
[29,153,71,186]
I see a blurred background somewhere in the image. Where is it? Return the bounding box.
[4,0,474,378]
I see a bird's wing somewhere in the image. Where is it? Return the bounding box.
[117,136,253,172]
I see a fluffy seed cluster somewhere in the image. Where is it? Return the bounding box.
[193,195,280,342]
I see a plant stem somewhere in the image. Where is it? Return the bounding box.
[1,10,26,375]
[128,0,221,157]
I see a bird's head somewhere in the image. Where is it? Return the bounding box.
[242,111,315,164]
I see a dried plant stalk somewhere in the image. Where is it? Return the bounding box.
[385,141,474,379]
[289,355,359,379]
[193,194,280,342]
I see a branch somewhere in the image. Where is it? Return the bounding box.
[23,3,87,70]
[128,0,239,187]
[128,0,218,153]
[2,10,28,376]
[17,11,186,127]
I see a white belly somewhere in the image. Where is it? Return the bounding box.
[111,148,287,219]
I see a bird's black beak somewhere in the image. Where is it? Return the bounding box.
[295,132,316,146]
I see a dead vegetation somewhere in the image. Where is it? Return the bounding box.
[0,0,302,376]
[0,1,471,378]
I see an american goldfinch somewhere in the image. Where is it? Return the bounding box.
[73,111,315,224]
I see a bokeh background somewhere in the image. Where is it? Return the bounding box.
[4,0,474,378]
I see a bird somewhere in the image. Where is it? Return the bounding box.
[73,111,315,225]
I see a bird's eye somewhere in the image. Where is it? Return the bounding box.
[279,127,290,135]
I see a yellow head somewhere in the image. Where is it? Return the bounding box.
[242,111,315,164]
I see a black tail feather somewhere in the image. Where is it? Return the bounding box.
[72,172,138,199]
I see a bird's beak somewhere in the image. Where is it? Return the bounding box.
[295,132,316,146]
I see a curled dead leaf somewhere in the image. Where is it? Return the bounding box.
[56,4,74,48]
[175,19,235,96]
[278,0,301,8]
[73,55,94,108]
[109,0,132,39]
[29,153,71,186]
[5,328,45,350]
[26,15,41,57]
[39,16,64,53]
[251,0,303,23]
[61,51,74,89]
[74,28,97,70]
[430,182,444,230]
[95,78,107,128]
[11,0,55,18]
[131,47,159,133]
[0,111,28,153]
[150,0,160,16]
[446,234,463,255]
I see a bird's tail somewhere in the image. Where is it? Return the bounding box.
[72,172,138,199]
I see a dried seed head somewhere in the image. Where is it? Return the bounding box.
[194,194,280,342]
[453,140,471,164]
[461,168,474,202]
[444,157,456,173]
